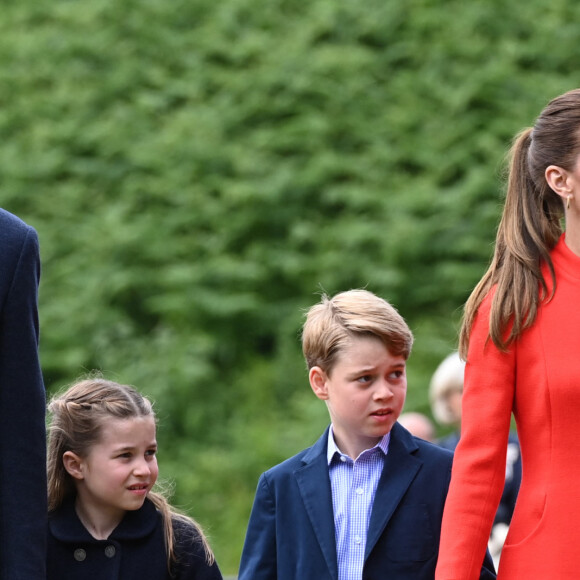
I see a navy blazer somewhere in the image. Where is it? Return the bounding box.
[0,209,46,579]
[239,422,496,580]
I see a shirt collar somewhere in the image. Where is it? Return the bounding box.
[326,424,390,465]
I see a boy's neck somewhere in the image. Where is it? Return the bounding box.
[330,425,385,460]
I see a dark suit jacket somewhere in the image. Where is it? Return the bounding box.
[0,209,46,579]
[48,498,223,580]
[239,422,496,580]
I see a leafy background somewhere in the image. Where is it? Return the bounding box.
[2,0,579,573]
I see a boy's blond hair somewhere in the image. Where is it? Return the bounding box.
[302,289,414,374]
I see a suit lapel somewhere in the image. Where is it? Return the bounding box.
[294,428,338,580]
[365,423,422,559]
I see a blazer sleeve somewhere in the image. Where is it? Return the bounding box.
[0,223,47,579]
[436,293,513,580]
[238,473,278,580]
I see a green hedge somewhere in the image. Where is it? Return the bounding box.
[2,0,579,572]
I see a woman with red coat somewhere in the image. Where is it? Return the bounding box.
[436,88,580,579]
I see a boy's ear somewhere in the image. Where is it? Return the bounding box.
[62,451,85,480]
[309,366,329,401]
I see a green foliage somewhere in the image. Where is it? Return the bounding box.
[2,0,579,572]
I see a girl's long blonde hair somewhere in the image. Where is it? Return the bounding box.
[459,89,580,357]
[47,377,215,572]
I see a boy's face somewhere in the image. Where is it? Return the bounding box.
[309,335,407,460]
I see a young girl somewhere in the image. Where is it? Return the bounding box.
[47,377,223,580]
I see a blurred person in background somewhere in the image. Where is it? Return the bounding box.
[398,411,436,443]
[429,352,521,569]
[0,209,46,579]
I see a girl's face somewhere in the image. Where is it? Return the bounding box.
[72,416,158,527]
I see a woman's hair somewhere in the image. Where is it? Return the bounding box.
[459,88,580,357]
[302,289,414,374]
[47,377,215,570]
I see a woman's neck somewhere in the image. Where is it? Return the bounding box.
[564,226,580,257]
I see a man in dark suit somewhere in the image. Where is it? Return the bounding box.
[0,209,46,578]
[239,290,495,580]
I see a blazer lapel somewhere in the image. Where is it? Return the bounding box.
[364,423,422,558]
[294,428,339,580]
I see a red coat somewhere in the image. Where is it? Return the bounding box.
[436,235,580,579]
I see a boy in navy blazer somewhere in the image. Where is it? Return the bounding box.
[239,289,495,580]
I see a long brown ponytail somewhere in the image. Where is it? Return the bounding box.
[459,89,580,356]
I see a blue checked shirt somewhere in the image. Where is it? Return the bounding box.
[327,427,390,580]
